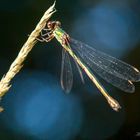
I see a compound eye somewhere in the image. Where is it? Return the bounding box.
[56,21,61,26]
[47,21,52,29]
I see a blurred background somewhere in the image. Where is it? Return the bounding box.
[0,0,140,139]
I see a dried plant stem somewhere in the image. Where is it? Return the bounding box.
[0,2,56,111]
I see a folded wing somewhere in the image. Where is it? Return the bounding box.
[70,38,140,93]
[60,48,73,93]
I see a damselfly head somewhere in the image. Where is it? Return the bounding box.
[47,21,61,30]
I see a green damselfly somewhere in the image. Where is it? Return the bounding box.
[36,21,140,111]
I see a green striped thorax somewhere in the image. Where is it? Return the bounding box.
[53,27,66,45]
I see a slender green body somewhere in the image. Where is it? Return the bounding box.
[53,27,120,111]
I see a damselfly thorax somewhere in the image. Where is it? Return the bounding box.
[40,21,70,46]
[35,20,140,112]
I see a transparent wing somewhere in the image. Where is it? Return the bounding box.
[74,59,85,84]
[70,38,140,93]
[60,48,73,93]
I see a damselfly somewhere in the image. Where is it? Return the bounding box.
[36,21,140,111]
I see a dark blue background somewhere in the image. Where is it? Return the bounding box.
[0,0,140,139]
